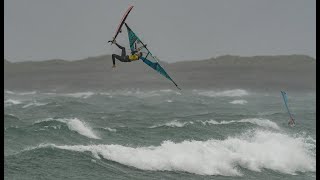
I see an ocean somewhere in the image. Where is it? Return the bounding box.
[4,89,316,180]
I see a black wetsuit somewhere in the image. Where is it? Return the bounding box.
[112,43,139,66]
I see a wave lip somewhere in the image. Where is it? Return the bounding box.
[229,100,248,105]
[35,118,100,139]
[31,130,315,176]
[195,89,249,97]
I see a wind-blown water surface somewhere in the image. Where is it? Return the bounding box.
[4,89,316,180]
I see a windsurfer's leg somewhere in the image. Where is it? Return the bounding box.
[112,54,118,66]
[112,54,129,65]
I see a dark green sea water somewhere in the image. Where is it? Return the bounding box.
[4,89,316,180]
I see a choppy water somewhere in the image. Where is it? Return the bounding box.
[4,89,316,180]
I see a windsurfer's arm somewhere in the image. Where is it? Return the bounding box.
[131,43,147,53]
[132,44,146,54]
[114,42,124,49]
[136,44,147,51]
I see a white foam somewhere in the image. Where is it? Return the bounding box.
[5,90,15,94]
[238,119,280,129]
[103,127,117,132]
[229,100,248,105]
[151,118,279,130]
[60,118,100,139]
[159,89,174,92]
[195,89,249,97]
[18,91,37,95]
[166,99,173,103]
[35,118,100,139]
[201,118,280,130]
[4,99,22,105]
[43,92,57,95]
[117,89,161,98]
[33,130,315,176]
[102,89,181,98]
[5,91,38,95]
[63,92,95,98]
[150,120,193,128]
[5,91,37,95]
[257,111,278,116]
[98,92,111,96]
[41,89,182,99]
[158,89,181,95]
[22,101,48,108]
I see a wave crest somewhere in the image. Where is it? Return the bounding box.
[195,89,249,97]
[229,100,248,104]
[5,99,22,105]
[201,118,280,130]
[30,130,315,176]
[35,118,100,139]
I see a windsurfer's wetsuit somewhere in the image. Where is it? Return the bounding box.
[112,43,139,66]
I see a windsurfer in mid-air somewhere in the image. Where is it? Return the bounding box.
[108,39,144,68]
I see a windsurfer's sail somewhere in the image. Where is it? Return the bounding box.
[124,23,180,90]
[109,6,134,44]
[281,91,295,126]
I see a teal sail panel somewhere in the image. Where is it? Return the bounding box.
[125,23,180,90]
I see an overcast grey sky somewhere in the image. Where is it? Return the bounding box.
[4,0,316,62]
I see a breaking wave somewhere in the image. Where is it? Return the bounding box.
[35,118,100,139]
[28,130,315,176]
